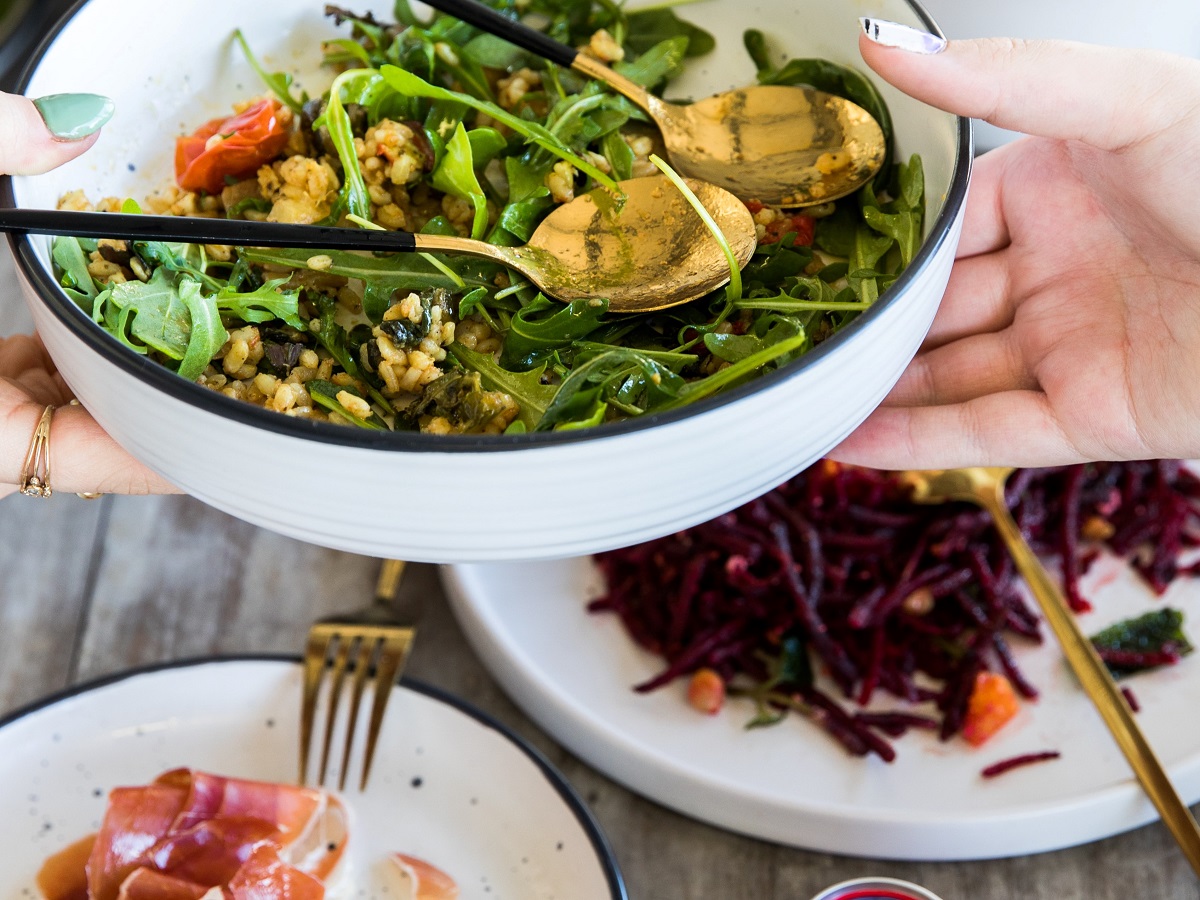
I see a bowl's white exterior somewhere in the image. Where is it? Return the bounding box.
[10,0,968,562]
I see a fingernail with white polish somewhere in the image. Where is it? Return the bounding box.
[860,17,947,54]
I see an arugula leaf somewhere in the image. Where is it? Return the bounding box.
[742,241,812,288]
[571,341,696,372]
[661,331,809,409]
[462,32,529,71]
[705,316,806,364]
[497,187,554,242]
[177,278,229,381]
[317,69,377,221]
[458,287,491,319]
[311,295,391,410]
[240,247,488,292]
[234,29,305,113]
[380,65,621,194]
[501,296,609,370]
[536,348,686,430]
[449,342,558,429]
[361,282,398,325]
[394,0,421,27]
[227,197,272,219]
[614,36,689,87]
[598,129,633,181]
[133,241,222,293]
[626,8,714,57]
[52,236,98,304]
[899,153,925,213]
[468,127,507,167]
[106,268,191,359]
[432,122,489,240]
[849,219,894,306]
[102,270,228,380]
[322,37,375,69]
[215,279,304,330]
[813,203,857,257]
[863,206,919,270]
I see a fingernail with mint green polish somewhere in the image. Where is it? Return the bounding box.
[33,93,115,141]
[859,17,947,54]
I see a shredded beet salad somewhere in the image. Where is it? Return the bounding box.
[590,461,1200,762]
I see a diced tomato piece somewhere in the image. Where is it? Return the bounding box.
[961,671,1020,746]
[759,212,816,247]
[175,99,290,195]
[687,668,726,715]
[744,199,765,215]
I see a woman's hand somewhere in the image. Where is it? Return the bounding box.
[0,334,175,499]
[0,91,177,500]
[832,29,1200,470]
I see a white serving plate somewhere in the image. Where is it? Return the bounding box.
[442,554,1200,860]
[0,658,625,899]
[5,0,969,562]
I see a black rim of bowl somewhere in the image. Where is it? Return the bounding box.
[0,654,630,900]
[3,0,971,455]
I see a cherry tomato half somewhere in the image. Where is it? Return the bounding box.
[175,99,291,196]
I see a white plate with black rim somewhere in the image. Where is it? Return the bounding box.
[0,656,626,899]
[442,558,1200,861]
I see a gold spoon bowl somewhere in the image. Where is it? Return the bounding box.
[419,174,757,313]
[575,56,887,208]
[416,0,887,207]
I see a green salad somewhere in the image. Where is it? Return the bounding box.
[52,2,925,436]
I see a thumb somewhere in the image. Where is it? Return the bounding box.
[857,20,1200,151]
[0,91,114,175]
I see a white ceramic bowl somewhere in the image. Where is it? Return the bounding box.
[920,0,1200,150]
[7,0,969,562]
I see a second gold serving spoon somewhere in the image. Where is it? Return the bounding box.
[902,466,1200,877]
[414,0,887,207]
[1,175,755,313]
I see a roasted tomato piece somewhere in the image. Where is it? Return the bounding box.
[175,99,290,195]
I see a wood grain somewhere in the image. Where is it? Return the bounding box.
[2,241,1199,898]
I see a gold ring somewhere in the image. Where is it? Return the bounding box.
[19,405,55,498]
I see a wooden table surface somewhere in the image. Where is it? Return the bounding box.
[1,245,1196,899]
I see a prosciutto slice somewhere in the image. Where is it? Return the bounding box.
[37,770,347,900]
[389,855,459,900]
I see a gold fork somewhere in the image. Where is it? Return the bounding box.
[902,467,1200,876]
[300,558,418,791]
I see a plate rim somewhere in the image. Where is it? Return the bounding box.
[0,653,628,900]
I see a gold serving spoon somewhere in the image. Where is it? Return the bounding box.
[902,466,1200,876]
[414,0,886,206]
[2,175,754,313]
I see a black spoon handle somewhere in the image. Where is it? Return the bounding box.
[0,208,419,253]
[419,0,579,69]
